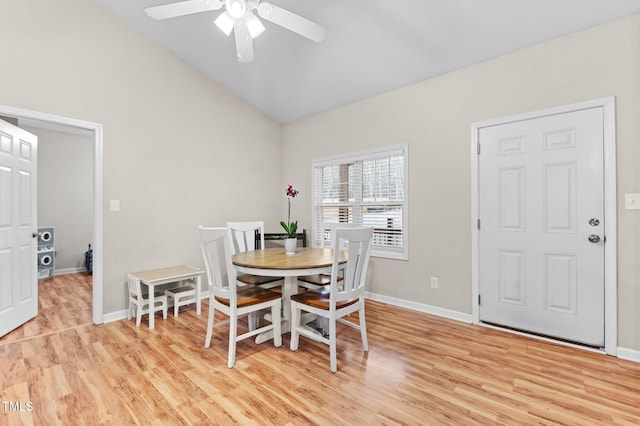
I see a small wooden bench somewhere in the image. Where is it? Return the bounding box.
[165,285,197,317]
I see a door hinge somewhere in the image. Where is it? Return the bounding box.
[478,294,481,305]
[477,219,481,230]
[477,143,481,155]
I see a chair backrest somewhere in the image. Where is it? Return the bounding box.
[226,221,264,255]
[127,274,143,300]
[329,227,373,305]
[257,229,308,249]
[199,226,236,303]
[314,222,358,248]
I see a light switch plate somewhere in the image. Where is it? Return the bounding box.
[624,193,640,210]
[110,199,120,212]
[430,276,439,289]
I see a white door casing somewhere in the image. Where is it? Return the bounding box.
[0,104,104,326]
[471,97,617,354]
[0,119,38,337]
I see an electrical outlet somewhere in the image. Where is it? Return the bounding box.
[430,276,439,289]
[625,193,640,210]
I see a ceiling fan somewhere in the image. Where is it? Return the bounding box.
[145,0,327,63]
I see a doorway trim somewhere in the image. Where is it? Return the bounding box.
[0,104,104,325]
[470,97,617,355]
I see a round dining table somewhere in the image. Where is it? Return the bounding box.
[232,247,347,343]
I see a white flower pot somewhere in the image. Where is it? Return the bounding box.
[284,238,297,255]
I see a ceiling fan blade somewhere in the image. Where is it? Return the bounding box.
[145,0,223,20]
[257,2,326,43]
[234,22,254,63]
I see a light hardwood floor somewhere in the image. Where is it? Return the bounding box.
[1,274,639,425]
[0,273,93,345]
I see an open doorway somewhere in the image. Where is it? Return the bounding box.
[25,121,94,275]
[0,104,104,329]
[0,122,93,342]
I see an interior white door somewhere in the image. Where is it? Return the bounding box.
[0,118,38,337]
[478,107,605,347]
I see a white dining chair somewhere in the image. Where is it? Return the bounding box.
[200,226,282,368]
[290,227,373,373]
[226,221,284,290]
[127,273,168,327]
[297,222,356,288]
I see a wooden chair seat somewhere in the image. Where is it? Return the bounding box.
[290,287,358,310]
[297,274,343,287]
[237,273,283,286]
[215,285,281,308]
[165,285,197,317]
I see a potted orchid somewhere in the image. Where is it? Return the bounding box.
[281,184,299,254]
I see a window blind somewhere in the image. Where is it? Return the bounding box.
[312,145,408,260]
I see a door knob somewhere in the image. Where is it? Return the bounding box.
[588,234,600,243]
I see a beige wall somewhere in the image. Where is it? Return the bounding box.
[0,0,283,313]
[26,126,93,272]
[283,15,640,350]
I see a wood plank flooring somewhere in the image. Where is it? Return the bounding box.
[0,273,93,345]
[1,275,639,425]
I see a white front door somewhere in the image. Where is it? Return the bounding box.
[478,107,605,347]
[0,119,38,337]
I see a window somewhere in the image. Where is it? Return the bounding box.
[312,144,408,260]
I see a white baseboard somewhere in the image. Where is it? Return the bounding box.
[102,294,209,324]
[54,267,87,275]
[103,309,128,323]
[364,291,473,323]
[617,347,640,363]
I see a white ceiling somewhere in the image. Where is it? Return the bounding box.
[94,0,640,123]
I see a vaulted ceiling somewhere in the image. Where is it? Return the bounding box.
[95,0,640,123]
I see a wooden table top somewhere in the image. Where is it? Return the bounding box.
[130,265,203,283]
[232,247,346,270]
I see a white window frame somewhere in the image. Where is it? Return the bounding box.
[312,144,408,260]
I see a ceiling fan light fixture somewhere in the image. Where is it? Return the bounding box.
[256,3,273,19]
[226,0,247,19]
[246,13,265,39]
[145,0,328,62]
[214,11,235,36]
